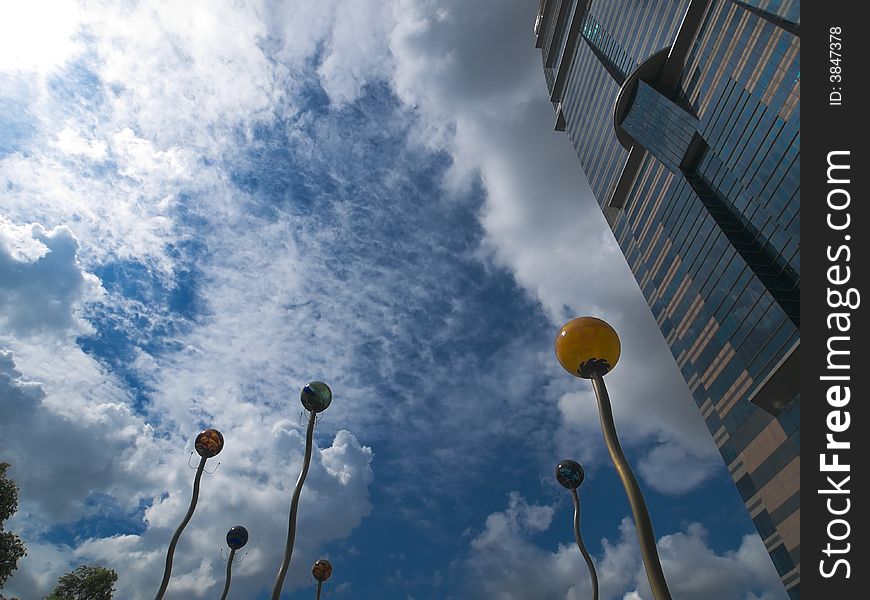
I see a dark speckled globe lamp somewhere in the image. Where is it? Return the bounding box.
[556,317,672,600]
[226,525,249,550]
[153,428,224,600]
[219,525,249,600]
[271,381,332,600]
[556,460,599,600]
[312,559,333,599]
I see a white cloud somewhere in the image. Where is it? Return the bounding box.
[1,0,282,281]
[86,0,279,142]
[1,240,375,600]
[386,0,724,494]
[2,342,374,598]
[53,126,108,160]
[317,0,395,106]
[0,219,102,336]
[0,349,156,522]
[637,444,722,495]
[0,8,452,595]
[0,1,83,74]
[110,128,192,182]
[75,429,374,599]
[0,1,777,597]
[0,126,200,281]
[472,492,555,550]
[464,495,787,600]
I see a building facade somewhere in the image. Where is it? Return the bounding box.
[534,1,800,597]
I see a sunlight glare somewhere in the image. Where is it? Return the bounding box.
[0,1,82,73]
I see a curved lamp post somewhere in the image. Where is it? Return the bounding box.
[271,381,332,600]
[556,459,598,600]
[555,317,672,600]
[154,428,224,600]
[219,525,249,600]
[312,558,333,600]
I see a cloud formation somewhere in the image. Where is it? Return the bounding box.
[0,1,780,598]
[0,0,719,495]
[463,494,787,600]
[2,344,374,598]
[387,0,721,492]
[0,219,101,336]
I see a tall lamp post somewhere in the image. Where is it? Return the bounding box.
[556,459,598,600]
[219,525,249,600]
[312,559,333,599]
[154,428,224,600]
[555,317,672,600]
[271,381,332,600]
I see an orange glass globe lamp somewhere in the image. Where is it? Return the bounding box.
[555,316,621,378]
[312,558,333,599]
[312,559,332,582]
[194,428,225,458]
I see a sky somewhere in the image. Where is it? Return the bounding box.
[0,1,788,599]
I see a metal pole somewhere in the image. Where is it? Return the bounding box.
[219,548,237,600]
[315,580,323,600]
[590,372,672,600]
[271,409,317,599]
[154,456,207,600]
[570,488,599,600]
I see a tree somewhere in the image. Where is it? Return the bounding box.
[0,462,27,590]
[43,566,118,600]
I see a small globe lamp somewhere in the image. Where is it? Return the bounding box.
[271,382,333,600]
[312,559,333,599]
[154,429,224,600]
[301,381,333,413]
[219,526,249,600]
[194,428,225,459]
[556,317,672,600]
[556,460,598,600]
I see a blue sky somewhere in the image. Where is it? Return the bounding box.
[0,1,786,599]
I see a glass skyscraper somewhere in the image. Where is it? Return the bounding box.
[534,1,800,597]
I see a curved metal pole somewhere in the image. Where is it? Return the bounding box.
[219,548,237,600]
[315,580,323,600]
[271,410,317,599]
[154,456,207,600]
[570,488,599,600]
[590,372,672,600]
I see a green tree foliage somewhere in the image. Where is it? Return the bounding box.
[0,462,27,590]
[43,566,118,600]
